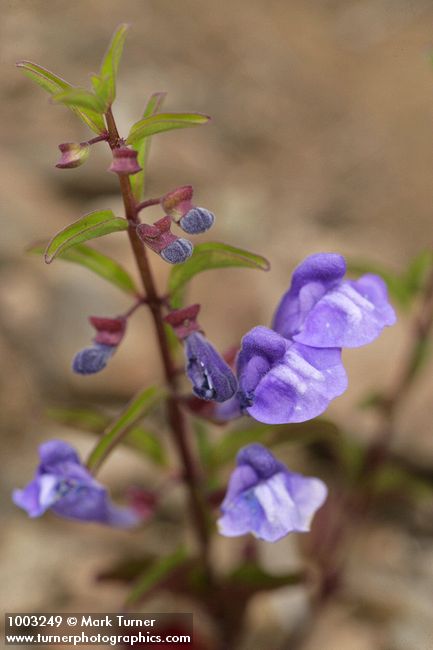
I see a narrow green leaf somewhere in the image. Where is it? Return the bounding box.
[127,427,167,466]
[126,547,188,606]
[86,386,163,472]
[17,61,106,134]
[46,405,166,466]
[404,249,433,296]
[168,242,270,308]
[97,23,129,105]
[46,406,109,433]
[44,210,128,263]
[127,112,210,145]
[53,88,105,113]
[17,60,70,93]
[229,563,304,591]
[29,241,138,296]
[130,92,167,202]
[210,419,340,469]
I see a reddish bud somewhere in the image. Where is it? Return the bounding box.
[56,142,90,169]
[108,147,141,176]
[161,185,193,219]
[136,216,177,254]
[164,304,202,340]
[89,316,127,346]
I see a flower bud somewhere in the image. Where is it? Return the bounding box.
[179,207,215,234]
[56,142,90,169]
[161,185,193,219]
[108,147,141,176]
[160,239,193,264]
[72,343,115,375]
[184,332,237,402]
[161,186,215,234]
[137,216,193,264]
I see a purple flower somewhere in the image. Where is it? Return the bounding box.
[236,326,347,424]
[185,332,238,403]
[218,443,327,542]
[13,440,138,527]
[72,343,115,375]
[272,253,396,348]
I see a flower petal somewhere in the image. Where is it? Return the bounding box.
[272,253,346,339]
[242,339,347,424]
[293,274,397,348]
[39,440,81,467]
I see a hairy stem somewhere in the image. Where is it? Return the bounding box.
[104,107,212,573]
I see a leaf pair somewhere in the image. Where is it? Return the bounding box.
[17,24,129,132]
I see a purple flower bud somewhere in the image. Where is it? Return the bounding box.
[184,332,237,402]
[137,216,192,263]
[218,443,327,542]
[160,238,193,264]
[56,142,90,169]
[72,343,115,375]
[179,207,215,234]
[13,440,139,527]
[108,147,142,176]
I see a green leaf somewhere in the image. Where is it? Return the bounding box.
[228,563,304,592]
[86,386,163,472]
[28,241,139,296]
[96,23,129,106]
[44,210,128,263]
[126,547,188,606]
[130,92,167,202]
[17,61,106,134]
[404,249,433,296]
[53,88,105,113]
[46,406,109,432]
[127,427,167,466]
[168,242,270,308]
[126,112,210,145]
[209,418,340,469]
[46,405,166,466]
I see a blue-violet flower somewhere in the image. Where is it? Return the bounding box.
[272,253,396,348]
[218,443,327,542]
[13,440,139,527]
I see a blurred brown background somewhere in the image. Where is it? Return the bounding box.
[1,1,433,648]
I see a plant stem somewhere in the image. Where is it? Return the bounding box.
[104,108,212,574]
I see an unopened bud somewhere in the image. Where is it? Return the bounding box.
[72,343,115,375]
[160,239,193,264]
[179,207,215,234]
[137,216,193,264]
[56,142,90,169]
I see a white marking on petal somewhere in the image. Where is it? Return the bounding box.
[254,473,295,526]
